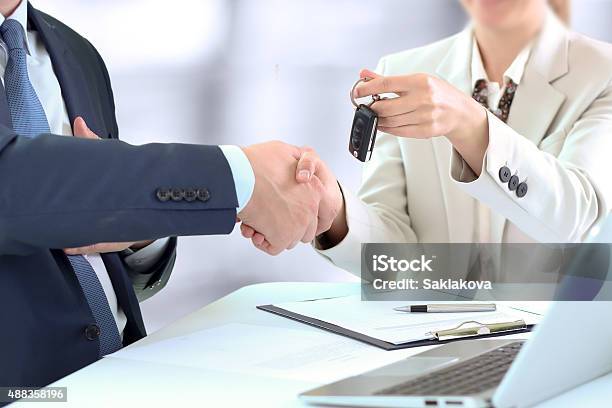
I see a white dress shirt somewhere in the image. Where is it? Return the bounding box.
[218,145,255,212]
[471,37,532,244]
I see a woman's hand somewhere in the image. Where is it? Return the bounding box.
[355,69,489,174]
[294,147,344,239]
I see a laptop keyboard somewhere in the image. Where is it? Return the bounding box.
[375,341,524,396]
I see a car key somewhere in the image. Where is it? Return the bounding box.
[349,78,382,162]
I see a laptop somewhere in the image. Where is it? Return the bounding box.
[300,222,612,407]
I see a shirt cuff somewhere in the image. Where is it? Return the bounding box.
[219,145,255,212]
[124,237,170,273]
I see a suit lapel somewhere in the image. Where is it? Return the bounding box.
[102,254,147,343]
[27,3,105,135]
[506,11,569,147]
[27,5,144,340]
[491,11,569,243]
[433,27,476,244]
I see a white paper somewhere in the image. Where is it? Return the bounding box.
[275,296,542,345]
[110,323,417,383]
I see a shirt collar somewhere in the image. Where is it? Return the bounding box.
[471,34,532,90]
[0,0,30,54]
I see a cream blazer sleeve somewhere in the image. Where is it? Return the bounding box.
[452,89,612,243]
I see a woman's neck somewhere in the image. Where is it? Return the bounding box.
[474,14,545,84]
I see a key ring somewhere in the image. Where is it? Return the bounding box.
[350,77,382,108]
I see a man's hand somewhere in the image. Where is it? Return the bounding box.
[64,242,140,256]
[237,141,325,255]
[63,117,153,255]
[72,116,100,140]
[241,147,346,251]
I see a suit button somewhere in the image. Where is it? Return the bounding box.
[84,324,101,341]
[508,175,519,191]
[499,166,511,183]
[171,188,184,201]
[516,182,528,198]
[184,188,197,202]
[197,188,211,202]
[156,188,170,202]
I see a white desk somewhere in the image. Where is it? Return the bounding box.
[30,282,612,407]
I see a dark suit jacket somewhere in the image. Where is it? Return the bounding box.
[0,4,238,389]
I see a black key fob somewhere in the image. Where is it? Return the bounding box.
[349,104,378,162]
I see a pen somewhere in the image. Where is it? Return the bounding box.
[393,303,497,313]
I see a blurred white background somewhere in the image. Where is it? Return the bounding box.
[34,0,612,332]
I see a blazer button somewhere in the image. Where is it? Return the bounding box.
[516,182,528,198]
[197,188,211,202]
[508,175,519,191]
[156,188,170,202]
[184,188,197,202]
[84,324,101,341]
[171,188,184,201]
[499,166,511,183]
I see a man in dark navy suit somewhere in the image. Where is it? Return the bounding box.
[0,0,334,390]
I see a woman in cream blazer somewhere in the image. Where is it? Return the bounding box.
[242,1,612,277]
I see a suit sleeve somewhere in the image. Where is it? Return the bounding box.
[0,126,239,255]
[87,39,178,293]
[450,82,612,242]
[315,57,418,274]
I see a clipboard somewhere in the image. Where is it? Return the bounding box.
[257,304,535,351]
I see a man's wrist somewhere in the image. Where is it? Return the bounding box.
[219,145,255,212]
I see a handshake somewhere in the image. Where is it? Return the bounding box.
[238,141,344,255]
[63,120,345,257]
